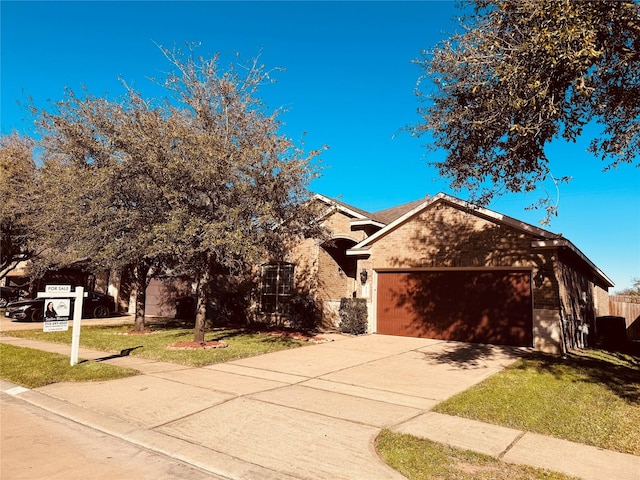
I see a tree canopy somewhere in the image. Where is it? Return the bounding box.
[33,47,324,338]
[411,0,640,218]
[0,133,38,280]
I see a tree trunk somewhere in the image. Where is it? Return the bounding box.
[193,268,210,343]
[133,261,150,332]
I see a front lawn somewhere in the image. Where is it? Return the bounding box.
[0,343,139,388]
[433,348,640,455]
[376,348,639,479]
[1,322,312,367]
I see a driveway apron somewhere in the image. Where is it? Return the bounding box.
[29,335,523,480]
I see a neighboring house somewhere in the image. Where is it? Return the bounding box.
[277,193,613,354]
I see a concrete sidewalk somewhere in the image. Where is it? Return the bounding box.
[394,412,640,480]
[1,333,639,480]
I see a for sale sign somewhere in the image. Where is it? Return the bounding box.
[43,298,70,332]
[37,285,85,365]
[45,285,72,294]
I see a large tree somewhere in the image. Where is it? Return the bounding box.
[153,47,324,342]
[0,133,39,280]
[36,88,183,331]
[411,0,640,218]
[35,48,323,340]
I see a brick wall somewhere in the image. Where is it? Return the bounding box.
[364,202,565,352]
[288,200,606,352]
[289,237,319,293]
[369,203,539,270]
[289,207,365,327]
[322,209,365,242]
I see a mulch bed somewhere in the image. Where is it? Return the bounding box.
[167,329,331,350]
[116,330,158,335]
[257,330,331,343]
[166,340,228,350]
[119,325,332,350]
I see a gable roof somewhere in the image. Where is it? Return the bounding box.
[313,194,432,227]
[348,193,558,250]
[344,192,614,288]
[369,197,431,224]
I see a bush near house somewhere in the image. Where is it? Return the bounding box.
[339,297,368,335]
[288,294,321,331]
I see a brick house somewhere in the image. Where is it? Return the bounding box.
[275,193,613,354]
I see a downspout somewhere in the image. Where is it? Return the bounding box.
[558,308,568,358]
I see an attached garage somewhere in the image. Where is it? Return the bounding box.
[376,270,533,347]
[304,192,614,353]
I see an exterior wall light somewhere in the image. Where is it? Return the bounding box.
[360,269,368,285]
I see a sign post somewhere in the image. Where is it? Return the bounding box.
[69,286,84,366]
[37,285,85,366]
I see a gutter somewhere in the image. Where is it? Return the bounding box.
[531,239,614,288]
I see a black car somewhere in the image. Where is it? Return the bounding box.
[0,286,26,308]
[4,292,116,322]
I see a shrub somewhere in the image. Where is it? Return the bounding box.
[288,294,321,331]
[339,297,368,335]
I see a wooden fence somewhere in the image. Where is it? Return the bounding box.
[609,295,640,341]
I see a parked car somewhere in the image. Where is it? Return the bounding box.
[0,286,27,308]
[4,292,116,322]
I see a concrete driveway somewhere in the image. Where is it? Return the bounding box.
[14,333,523,479]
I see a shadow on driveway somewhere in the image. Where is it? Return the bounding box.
[420,341,524,369]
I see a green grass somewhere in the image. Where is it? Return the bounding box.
[0,343,139,388]
[433,349,640,455]
[376,430,579,480]
[2,322,308,367]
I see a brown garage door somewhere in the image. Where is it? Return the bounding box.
[377,270,532,347]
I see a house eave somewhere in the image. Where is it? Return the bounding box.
[531,239,615,288]
[346,248,371,257]
[344,192,612,289]
[350,219,386,229]
[350,192,561,252]
[313,193,371,221]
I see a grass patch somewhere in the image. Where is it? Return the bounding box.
[2,323,308,367]
[0,343,139,388]
[376,430,579,480]
[433,349,640,455]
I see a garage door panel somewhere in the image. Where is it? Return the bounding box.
[377,271,532,347]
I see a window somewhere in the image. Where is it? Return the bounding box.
[261,263,294,314]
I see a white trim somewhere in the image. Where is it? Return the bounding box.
[442,195,557,239]
[346,248,371,256]
[347,192,559,254]
[349,196,434,250]
[531,239,614,287]
[350,219,386,228]
[313,194,369,220]
[344,191,613,287]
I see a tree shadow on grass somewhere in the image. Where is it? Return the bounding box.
[517,348,640,405]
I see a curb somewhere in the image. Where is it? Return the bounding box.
[2,383,296,480]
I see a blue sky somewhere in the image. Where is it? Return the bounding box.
[2,1,639,290]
